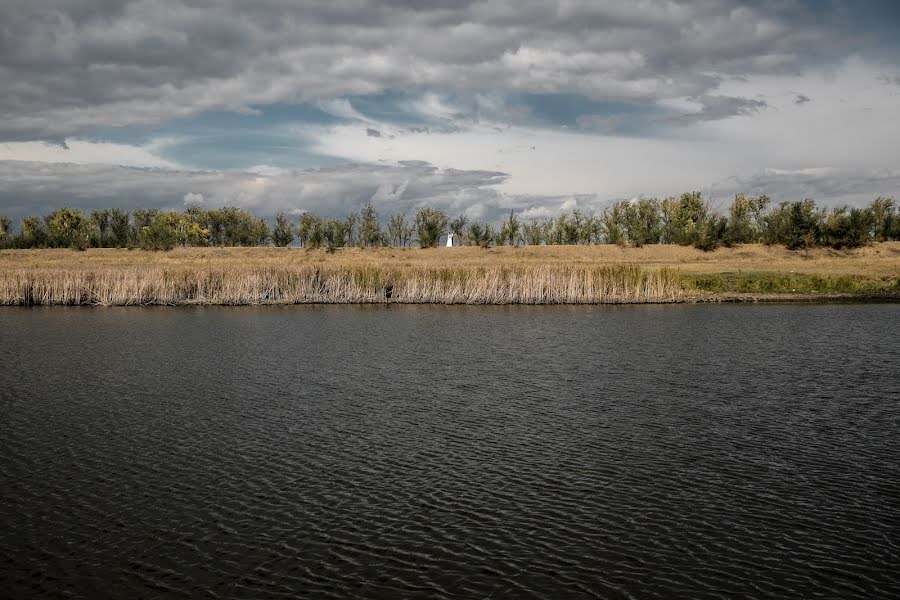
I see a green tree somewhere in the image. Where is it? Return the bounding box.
[601,204,626,245]
[252,218,270,246]
[762,199,822,250]
[272,212,295,247]
[760,201,788,246]
[659,197,676,244]
[204,209,225,246]
[568,213,584,244]
[449,214,468,245]
[414,207,448,248]
[178,207,209,247]
[138,212,178,250]
[891,207,900,241]
[694,214,729,251]
[484,224,498,247]
[750,194,770,239]
[620,199,661,246]
[45,208,91,250]
[663,192,708,246]
[344,211,358,247]
[109,208,131,247]
[132,209,158,248]
[725,194,769,245]
[388,211,414,247]
[89,209,111,247]
[821,206,873,249]
[868,197,895,242]
[203,207,269,246]
[551,212,579,244]
[571,209,600,244]
[323,218,348,251]
[20,216,49,248]
[546,215,564,245]
[522,219,545,245]
[358,204,382,247]
[786,199,822,250]
[298,213,319,248]
[539,219,554,245]
[466,221,495,247]
[726,194,754,245]
[499,210,522,246]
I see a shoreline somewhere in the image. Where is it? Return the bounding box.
[683,293,900,304]
[2,244,898,306]
[4,295,899,307]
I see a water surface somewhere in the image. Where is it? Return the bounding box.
[1,304,899,599]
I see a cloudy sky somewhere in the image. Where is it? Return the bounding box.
[1,0,899,221]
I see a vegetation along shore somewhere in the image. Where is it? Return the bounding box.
[1,244,897,305]
[1,193,897,305]
[2,194,899,252]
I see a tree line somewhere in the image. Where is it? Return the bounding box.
[1,194,898,251]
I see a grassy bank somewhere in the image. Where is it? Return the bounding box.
[681,272,900,300]
[1,244,897,305]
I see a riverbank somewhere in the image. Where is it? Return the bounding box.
[1,244,897,305]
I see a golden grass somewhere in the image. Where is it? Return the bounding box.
[3,243,898,276]
[1,243,897,305]
[0,265,681,305]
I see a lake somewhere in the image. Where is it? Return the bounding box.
[1,304,899,599]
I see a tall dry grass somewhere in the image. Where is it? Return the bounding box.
[3,243,898,277]
[2,244,896,305]
[0,264,682,305]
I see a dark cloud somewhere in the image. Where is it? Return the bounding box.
[366,128,383,138]
[3,158,890,225]
[795,94,811,104]
[725,168,900,208]
[0,0,856,141]
[0,160,510,220]
[670,95,768,124]
[0,158,618,224]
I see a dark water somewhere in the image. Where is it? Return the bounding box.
[1,304,899,599]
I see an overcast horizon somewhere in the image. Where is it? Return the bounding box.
[1,0,899,221]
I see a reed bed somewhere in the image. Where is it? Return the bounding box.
[0,264,683,306]
[4,243,898,278]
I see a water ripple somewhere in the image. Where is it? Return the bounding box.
[1,304,899,599]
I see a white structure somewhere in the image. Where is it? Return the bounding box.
[446,232,455,247]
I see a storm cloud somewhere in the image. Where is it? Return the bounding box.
[726,167,900,209]
[0,1,897,217]
[0,159,514,220]
[0,0,853,141]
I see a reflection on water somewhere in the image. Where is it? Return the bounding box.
[1,304,899,599]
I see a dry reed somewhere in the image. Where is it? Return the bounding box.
[0,264,683,306]
[4,243,898,278]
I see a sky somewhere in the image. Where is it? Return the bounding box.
[1,0,899,221]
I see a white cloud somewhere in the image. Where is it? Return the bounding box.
[183,192,205,205]
[2,53,894,221]
[0,139,179,169]
[317,99,374,123]
[304,57,900,207]
[407,93,464,122]
[0,0,856,140]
